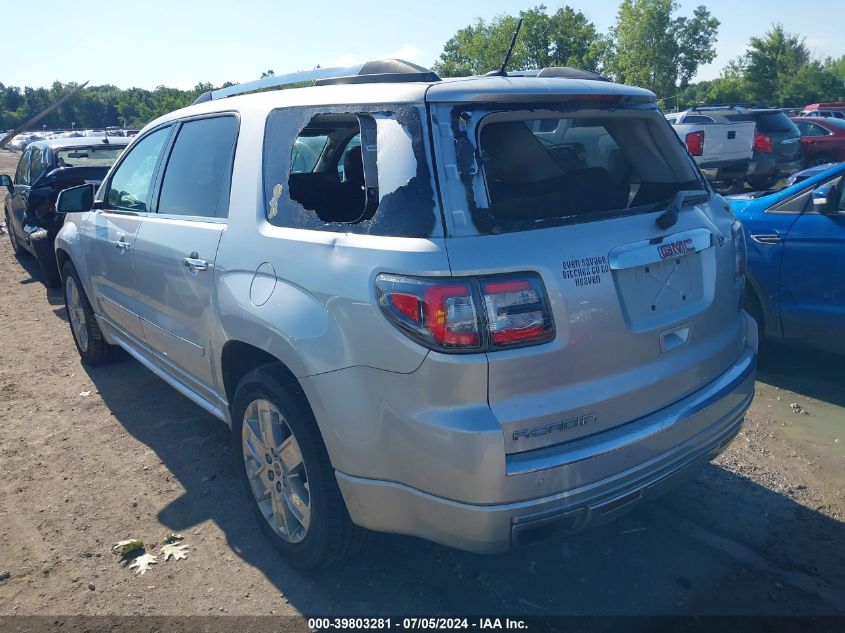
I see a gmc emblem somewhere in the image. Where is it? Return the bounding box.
[658,238,695,259]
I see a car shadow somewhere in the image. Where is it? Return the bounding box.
[757,342,845,408]
[79,349,845,617]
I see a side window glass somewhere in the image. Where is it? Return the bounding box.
[336,134,361,180]
[107,127,170,212]
[813,124,831,137]
[15,149,31,185]
[263,106,437,238]
[30,148,47,183]
[157,116,239,218]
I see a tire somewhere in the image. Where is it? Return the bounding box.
[231,364,366,568]
[31,230,61,287]
[4,209,25,257]
[61,260,114,366]
[806,154,833,168]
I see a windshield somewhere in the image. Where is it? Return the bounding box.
[56,145,125,168]
[460,107,702,233]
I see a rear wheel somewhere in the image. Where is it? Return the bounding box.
[806,154,834,168]
[231,364,366,568]
[62,261,113,365]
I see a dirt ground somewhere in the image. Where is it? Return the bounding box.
[0,146,843,619]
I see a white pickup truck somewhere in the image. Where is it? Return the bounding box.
[666,108,756,192]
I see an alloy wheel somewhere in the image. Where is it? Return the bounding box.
[65,275,89,353]
[241,398,311,543]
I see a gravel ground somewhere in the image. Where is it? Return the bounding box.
[0,146,843,619]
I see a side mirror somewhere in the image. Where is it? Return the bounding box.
[0,174,12,192]
[812,183,835,213]
[56,183,95,213]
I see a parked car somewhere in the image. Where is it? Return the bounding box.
[791,116,845,168]
[744,109,802,190]
[54,60,756,568]
[799,102,845,119]
[728,163,845,353]
[6,133,38,151]
[665,107,755,191]
[787,163,837,185]
[2,137,128,285]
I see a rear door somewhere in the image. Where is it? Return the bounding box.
[131,114,239,399]
[81,125,173,341]
[780,175,845,353]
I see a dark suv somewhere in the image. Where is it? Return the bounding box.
[746,109,802,190]
[2,137,127,285]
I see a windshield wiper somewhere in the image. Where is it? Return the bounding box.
[656,189,709,230]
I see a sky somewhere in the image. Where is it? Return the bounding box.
[4,0,843,90]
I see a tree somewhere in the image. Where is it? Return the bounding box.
[605,0,718,98]
[744,25,809,105]
[432,5,604,77]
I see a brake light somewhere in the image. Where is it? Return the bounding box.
[685,130,704,156]
[375,273,554,352]
[753,131,772,153]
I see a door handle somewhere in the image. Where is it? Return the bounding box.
[184,253,209,273]
[114,238,131,252]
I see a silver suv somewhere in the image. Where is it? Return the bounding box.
[54,60,757,568]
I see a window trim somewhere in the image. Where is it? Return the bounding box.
[151,111,241,222]
[16,147,32,186]
[101,123,175,215]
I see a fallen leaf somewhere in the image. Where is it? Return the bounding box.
[161,543,189,561]
[162,533,184,544]
[79,391,91,397]
[112,539,144,557]
[128,553,157,575]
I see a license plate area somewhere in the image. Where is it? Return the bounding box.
[609,229,713,330]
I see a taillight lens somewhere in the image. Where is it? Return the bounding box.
[375,273,554,353]
[481,278,554,347]
[685,130,704,156]
[732,221,747,280]
[753,131,772,153]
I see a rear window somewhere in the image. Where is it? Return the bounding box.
[680,115,715,124]
[56,146,125,168]
[462,107,702,233]
[754,112,798,133]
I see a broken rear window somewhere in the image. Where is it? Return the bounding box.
[263,105,439,237]
[450,106,703,234]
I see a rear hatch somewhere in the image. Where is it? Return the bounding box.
[753,110,802,163]
[428,86,746,455]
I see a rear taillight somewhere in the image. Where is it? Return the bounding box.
[753,131,772,153]
[732,221,747,280]
[375,273,554,353]
[685,130,704,156]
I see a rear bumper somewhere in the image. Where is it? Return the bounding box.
[336,331,757,553]
[699,159,750,181]
[747,154,802,181]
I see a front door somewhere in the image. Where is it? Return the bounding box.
[7,147,32,240]
[81,125,173,342]
[131,115,238,397]
[780,177,845,353]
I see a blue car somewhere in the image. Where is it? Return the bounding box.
[728,163,845,353]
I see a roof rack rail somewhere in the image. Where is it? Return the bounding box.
[193,59,439,104]
[508,67,610,81]
[689,103,757,111]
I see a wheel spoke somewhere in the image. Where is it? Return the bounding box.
[271,490,291,537]
[278,435,304,474]
[256,400,279,448]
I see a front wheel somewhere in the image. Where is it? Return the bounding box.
[231,364,366,568]
[62,261,114,365]
[5,210,25,256]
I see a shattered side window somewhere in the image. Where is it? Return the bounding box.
[263,105,439,237]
